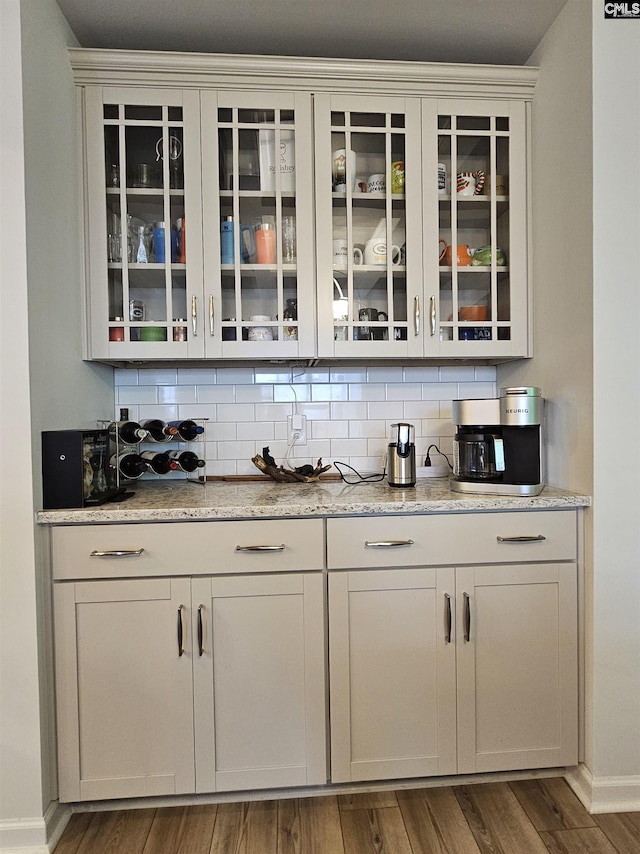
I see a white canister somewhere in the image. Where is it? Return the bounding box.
[248,315,274,341]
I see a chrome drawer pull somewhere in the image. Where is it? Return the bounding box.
[365,539,414,548]
[235,544,285,552]
[496,535,546,543]
[90,548,144,557]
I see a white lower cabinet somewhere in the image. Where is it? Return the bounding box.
[54,576,196,802]
[53,521,326,802]
[52,509,580,802]
[327,512,578,783]
[191,572,326,793]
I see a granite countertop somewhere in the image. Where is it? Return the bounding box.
[37,478,591,525]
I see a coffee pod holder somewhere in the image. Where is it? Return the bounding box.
[100,419,208,486]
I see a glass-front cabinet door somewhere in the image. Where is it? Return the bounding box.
[84,87,203,359]
[201,91,315,358]
[315,94,424,358]
[423,99,529,357]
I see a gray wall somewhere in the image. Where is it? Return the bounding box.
[0,0,114,843]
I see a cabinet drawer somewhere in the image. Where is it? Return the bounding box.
[327,510,577,569]
[52,519,325,580]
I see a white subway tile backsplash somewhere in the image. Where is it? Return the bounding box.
[237,421,275,441]
[177,367,217,385]
[474,366,497,382]
[117,385,158,404]
[217,403,256,422]
[349,383,385,401]
[198,385,236,403]
[273,384,311,402]
[311,420,350,440]
[439,366,476,382]
[254,402,294,421]
[349,419,386,439]
[458,381,496,399]
[141,368,178,385]
[367,366,404,383]
[254,367,294,384]
[331,401,368,421]
[330,367,367,383]
[404,400,439,420]
[158,385,198,405]
[367,401,404,420]
[387,383,421,401]
[311,384,348,402]
[330,438,369,458]
[422,382,458,401]
[217,440,257,460]
[404,366,440,382]
[236,384,274,403]
[121,366,493,477]
[216,367,255,385]
[114,368,138,386]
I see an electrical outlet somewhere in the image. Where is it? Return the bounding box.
[287,414,307,445]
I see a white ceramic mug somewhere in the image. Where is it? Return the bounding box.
[364,238,401,266]
[333,238,363,265]
[366,173,386,194]
[456,170,486,196]
[248,315,273,341]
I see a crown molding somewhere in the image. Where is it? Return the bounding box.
[68,48,538,100]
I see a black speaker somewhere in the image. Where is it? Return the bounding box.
[41,429,121,509]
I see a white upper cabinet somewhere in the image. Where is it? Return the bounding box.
[75,51,535,362]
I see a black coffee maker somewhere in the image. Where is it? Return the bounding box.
[450,387,544,496]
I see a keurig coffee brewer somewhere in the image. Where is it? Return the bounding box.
[451,387,544,496]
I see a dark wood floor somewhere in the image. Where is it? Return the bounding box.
[54,777,640,854]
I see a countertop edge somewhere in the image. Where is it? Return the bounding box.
[36,482,592,525]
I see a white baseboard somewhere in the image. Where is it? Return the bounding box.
[0,800,70,854]
[565,764,640,813]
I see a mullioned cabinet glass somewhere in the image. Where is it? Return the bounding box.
[315,94,529,359]
[200,91,316,358]
[314,93,425,358]
[422,98,529,358]
[84,87,204,359]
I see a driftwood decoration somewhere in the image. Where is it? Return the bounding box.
[252,448,332,483]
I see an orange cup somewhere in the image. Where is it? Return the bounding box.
[459,305,488,321]
[439,241,472,266]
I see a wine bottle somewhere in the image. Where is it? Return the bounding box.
[140,419,179,442]
[140,450,179,475]
[167,419,205,441]
[167,450,206,473]
[112,420,148,444]
[110,452,147,480]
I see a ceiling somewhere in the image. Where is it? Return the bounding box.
[55,0,568,67]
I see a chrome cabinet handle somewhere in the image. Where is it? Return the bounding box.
[209,294,214,336]
[463,592,471,642]
[497,535,546,543]
[444,593,452,644]
[197,604,205,656]
[430,295,436,337]
[235,544,285,552]
[191,294,198,337]
[365,539,414,548]
[177,605,186,657]
[414,296,420,336]
[90,548,144,557]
